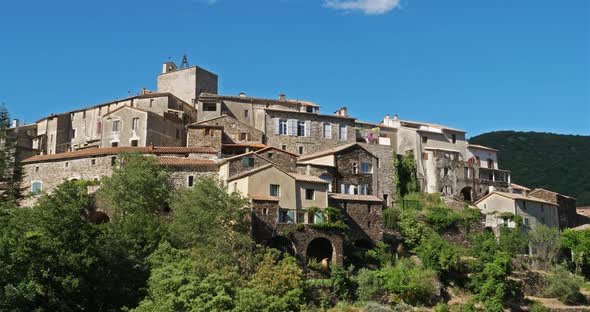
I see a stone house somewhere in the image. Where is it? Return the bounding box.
[19,146,218,207]
[528,188,577,230]
[297,143,386,242]
[476,191,559,231]
[381,113,511,202]
[186,115,265,155]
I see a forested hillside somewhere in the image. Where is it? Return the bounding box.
[469,131,590,205]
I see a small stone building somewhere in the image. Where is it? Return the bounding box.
[529,188,577,230]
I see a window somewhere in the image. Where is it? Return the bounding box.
[31,181,42,194]
[204,128,211,136]
[131,140,138,147]
[298,146,304,155]
[65,162,69,168]
[524,218,530,226]
[281,145,287,150]
[360,163,372,173]
[71,129,76,139]
[487,159,494,169]
[452,134,457,144]
[323,123,332,139]
[464,167,469,178]
[422,136,428,144]
[111,142,119,147]
[188,176,194,187]
[241,156,254,167]
[350,185,357,195]
[239,132,248,141]
[111,157,116,166]
[262,208,269,215]
[297,213,305,223]
[305,189,315,200]
[112,120,120,132]
[50,134,53,143]
[270,184,281,196]
[35,166,39,172]
[443,168,449,176]
[522,201,527,211]
[149,99,154,108]
[367,205,372,213]
[367,221,372,228]
[308,212,315,224]
[339,125,347,140]
[352,162,359,174]
[91,158,96,165]
[82,111,86,119]
[297,121,305,136]
[244,110,249,118]
[341,183,349,194]
[132,118,139,130]
[267,152,273,159]
[359,185,369,195]
[320,174,332,192]
[203,103,217,111]
[422,152,428,160]
[278,119,287,135]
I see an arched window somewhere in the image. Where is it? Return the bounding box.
[31,181,42,194]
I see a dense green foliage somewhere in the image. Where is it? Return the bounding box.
[393,153,418,198]
[2,152,588,311]
[470,131,590,205]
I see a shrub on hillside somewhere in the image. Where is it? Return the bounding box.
[377,258,440,306]
[544,265,585,305]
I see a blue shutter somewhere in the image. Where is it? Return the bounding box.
[315,211,324,223]
[287,210,295,223]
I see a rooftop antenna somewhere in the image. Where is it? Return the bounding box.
[179,53,189,69]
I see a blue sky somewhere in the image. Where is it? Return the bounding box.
[0,0,588,137]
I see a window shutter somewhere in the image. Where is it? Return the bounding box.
[274,118,280,135]
[287,210,294,223]
[341,183,346,194]
[287,119,296,136]
[315,211,324,223]
[305,120,311,137]
[342,126,347,140]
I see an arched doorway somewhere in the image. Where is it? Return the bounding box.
[268,236,296,257]
[461,187,472,202]
[306,237,334,263]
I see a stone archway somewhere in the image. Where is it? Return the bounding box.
[268,235,296,257]
[306,237,334,263]
[461,186,473,202]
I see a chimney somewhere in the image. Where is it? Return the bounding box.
[393,114,399,121]
[385,114,391,121]
[278,93,286,101]
[339,107,348,117]
[239,92,247,97]
[11,119,19,128]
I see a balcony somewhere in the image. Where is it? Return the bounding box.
[479,167,510,187]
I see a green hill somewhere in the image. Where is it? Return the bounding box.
[469,131,590,206]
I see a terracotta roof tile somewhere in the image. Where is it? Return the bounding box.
[297,143,376,162]
[329,193,383,202]
[22,146,217,163]
[158,157,217,168]
[199,93,319,108]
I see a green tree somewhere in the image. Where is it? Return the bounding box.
[99,152,170,219]
[394,153,419,197]
[561,229,590,275]
[528,225,561,271]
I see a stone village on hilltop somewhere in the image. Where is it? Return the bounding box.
[6,59,581,264]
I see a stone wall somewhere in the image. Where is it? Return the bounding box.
[227,154,270,178]
[275,224,344,265]
[264,110,356,155]
[251,200,280,242]
[197,115,264,145]
[167,167,218,189]
[359,143,396,206]
[335,147,378,195]
[329,199,384,242]
[529,189,578,229]
[256,148,298,173]
[187,126,223,150]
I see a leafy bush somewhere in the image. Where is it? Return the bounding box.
[355,268,384,302]
[383,207,400,230]
[544,265,585,304]
[377,258,440,306]
[434,302,449,312]
[529,301,549,312]
[414,234,462,273]
[425,206,461,232]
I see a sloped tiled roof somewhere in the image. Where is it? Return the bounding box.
[329,193,383,202]
[475,191,558,206]
[297,143,376,162]
[22,146,218,163]
[289,173,329,184]
[227,164,274,181]
[510,183,531,191]
[249,194,280,201]
[199,93,319,108]
[529,188,577,200]
[157,157,217,168]
[468,144,498,152]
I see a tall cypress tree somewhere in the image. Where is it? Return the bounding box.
[0,102,17,202]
